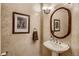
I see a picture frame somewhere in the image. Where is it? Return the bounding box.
[54,19,60,32]
[12,12,30,34]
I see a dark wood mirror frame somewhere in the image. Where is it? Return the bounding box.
[50,7,71,39]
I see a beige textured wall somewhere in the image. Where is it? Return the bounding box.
[42,13,51,56]
[0,4,1,55]
[1,3,41,56]
[71,4,79,56]
[1,3,79,56]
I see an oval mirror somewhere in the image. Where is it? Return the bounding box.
[50,7,71,39]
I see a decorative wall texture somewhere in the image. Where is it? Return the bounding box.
[1,3,41,56]
[71,4,79,55]
[1,3,79,56]
[0,4,1,55]
[42,13,51,55]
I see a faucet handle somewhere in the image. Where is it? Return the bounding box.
[50,36,53,41]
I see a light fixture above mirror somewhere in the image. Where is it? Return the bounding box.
[42,3,55,14]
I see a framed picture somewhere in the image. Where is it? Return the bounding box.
[12,12,30,34]
[54,19,60,32]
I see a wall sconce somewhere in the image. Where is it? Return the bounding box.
[42,3,55,14]
[42,6,52,14]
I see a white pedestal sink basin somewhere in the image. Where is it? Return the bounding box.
[43,39,70,56]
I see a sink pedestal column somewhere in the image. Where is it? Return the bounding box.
[52,51,59,56]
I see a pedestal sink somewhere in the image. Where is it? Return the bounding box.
[43,39,70,56]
